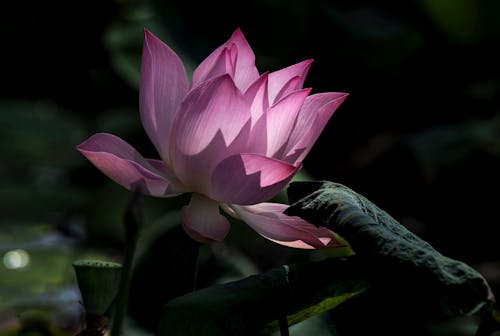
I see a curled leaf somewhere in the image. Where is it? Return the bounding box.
[286,181,494,316]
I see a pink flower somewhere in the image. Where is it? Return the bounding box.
[77,29,347,248]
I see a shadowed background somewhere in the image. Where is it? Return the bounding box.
[1,0,499,335]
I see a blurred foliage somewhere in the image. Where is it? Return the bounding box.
[1,0,500,334]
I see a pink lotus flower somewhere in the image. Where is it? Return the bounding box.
[77,29,347,248]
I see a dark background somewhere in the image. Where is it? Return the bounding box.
[1,0,499,335]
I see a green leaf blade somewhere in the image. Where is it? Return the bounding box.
[286,181,494,316]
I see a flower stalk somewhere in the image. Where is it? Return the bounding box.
[111,191,143,336]
[278,315,290,336]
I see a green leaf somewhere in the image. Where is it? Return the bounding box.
[157,257,369,336]
[285,181,494,316]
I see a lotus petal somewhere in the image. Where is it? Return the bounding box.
[232,203,341,249]
[171,75,251,192]
[265,88,311,157]
[244,72,269,125]
[192,28,259,91]
[210,154,299,205]
[173,75,250,156]
[77,133,184,196]
[182,193,231,242]
[284,92,348,164]
[140,29,188,162]
[268,59,313,105]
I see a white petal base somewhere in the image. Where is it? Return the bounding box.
[181,193,231,243]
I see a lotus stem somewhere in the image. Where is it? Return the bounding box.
[111,191,142,336]
[278,315,289,336]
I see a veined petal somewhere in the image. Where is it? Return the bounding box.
[284,92,348,164]
[77,133,184,196]
[244,72,269,125]
[208,46,237,80]
[171,75,251,193]
[230,28,260,91]
[268,59,313,105]
[173,126,250,197]
[191,46,235,89]
[265,88,311,158]
[182,193,230,243]
[140,29,189,162]
[172,74,250,156]
[247,112,267,155]
[273,76,301,103]
[191,28,259,91]
[210,154,300,205]
[244,74,270,155]
[146,159,182,183]
[232,203,342,249]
